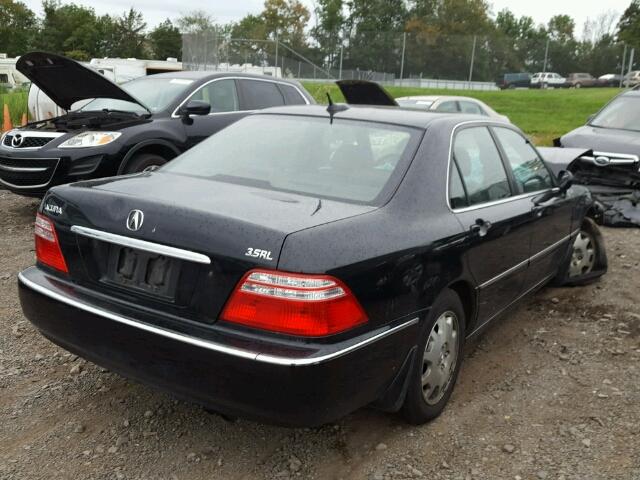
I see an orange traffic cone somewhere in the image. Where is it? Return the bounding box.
[2,104,12,132]
[21,113,27,126]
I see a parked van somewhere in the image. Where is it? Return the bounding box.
[497,72,531,89]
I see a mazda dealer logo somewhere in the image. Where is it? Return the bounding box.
[594,156,611,166]
[126,209,144,231]
[11,134,23,148]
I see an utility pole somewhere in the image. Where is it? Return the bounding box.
[400,32,407,82]
[274,32,279,78]
[620,44,627,88]
[542,38,550,73]
[468,35,477,87]
[627,48,635,87]
[338,44,344,79]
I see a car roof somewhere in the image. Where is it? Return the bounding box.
[397,95,480,103]
[256,104,500,129]
[145,71,302,85]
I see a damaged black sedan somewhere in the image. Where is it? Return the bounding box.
[19,105,606,426]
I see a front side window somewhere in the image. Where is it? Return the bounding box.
[189,79,239,113]
[493,128,553,193]
[239,80,285,110]
[453,127,511,206]
[162,115,420,204]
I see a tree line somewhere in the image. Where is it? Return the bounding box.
[2,0,640,81]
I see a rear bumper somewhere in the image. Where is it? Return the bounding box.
[18,267,419,426]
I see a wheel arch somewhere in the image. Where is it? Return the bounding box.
[117,140,181,174]
[447,279,477,333]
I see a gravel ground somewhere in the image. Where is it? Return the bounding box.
[1,190,639,480]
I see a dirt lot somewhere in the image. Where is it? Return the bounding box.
[1,190,639,480]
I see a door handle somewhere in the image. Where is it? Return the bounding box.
[470,218,492,237]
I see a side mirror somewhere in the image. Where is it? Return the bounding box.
[533,171,573,205]
[557,170,574,193]
[178,100,211,120]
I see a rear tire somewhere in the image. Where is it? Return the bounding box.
[401,289,466,425]
[123,153,167,174]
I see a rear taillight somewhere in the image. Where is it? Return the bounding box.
[35,213,68,273]
[220,269,368,336]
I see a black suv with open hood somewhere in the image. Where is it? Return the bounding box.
[0,52,313,196]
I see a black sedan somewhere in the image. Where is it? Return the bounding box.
[18,105,606,426]
[0,52,313,196]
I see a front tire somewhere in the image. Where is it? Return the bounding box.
[553,218,608,286]
[123,153,167,174]
[401,289,466,424]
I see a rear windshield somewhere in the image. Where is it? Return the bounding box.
[162,114,422,204]
[590,96,640,131]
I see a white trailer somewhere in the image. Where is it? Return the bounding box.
[0,54,29,89]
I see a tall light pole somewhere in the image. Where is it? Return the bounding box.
[399,32,407,82]
[542,38,550,73]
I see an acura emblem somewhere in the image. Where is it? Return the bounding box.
[126,209,144,231]
[11,134,23,148]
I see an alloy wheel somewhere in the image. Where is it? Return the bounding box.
[421,311,459,406]
[569,230,596,278]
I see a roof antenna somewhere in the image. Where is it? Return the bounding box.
[326,92,348,125]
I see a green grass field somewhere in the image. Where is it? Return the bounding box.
[0,84,621,145]
[302,83,621,146]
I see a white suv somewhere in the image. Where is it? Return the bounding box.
[531,72,566,89]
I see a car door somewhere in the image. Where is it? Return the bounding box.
[491,127,575,287]
[449,125,534,325]
[181,78,246,149]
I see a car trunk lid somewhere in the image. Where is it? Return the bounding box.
[43,172,376,322]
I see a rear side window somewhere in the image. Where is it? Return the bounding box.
[189,79,239,113]
[453,127,511,206]
[459,101,484,115]
[449,162,468,209]
[493,127,553,193]
[435,101,459,113]
[279,84,307,105]
[239,80,285,110]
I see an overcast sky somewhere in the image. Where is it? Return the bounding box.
[20,0,632,37]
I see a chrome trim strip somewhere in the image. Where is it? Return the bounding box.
[70,225,212,265]
[18,271,418,366]
[171,76,311,119]
[452,189,550,213]
[0,158,60,190]
[0,130,65,150]
[468,272,555,337]
[0,164,48,173]
[478,229,579,290]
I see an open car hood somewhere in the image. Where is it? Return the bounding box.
[336,80,398,106]
[17,52,149,112]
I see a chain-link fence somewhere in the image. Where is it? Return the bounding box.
[183,31,634,91]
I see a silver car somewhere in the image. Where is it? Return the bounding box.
[395,95,509,122]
